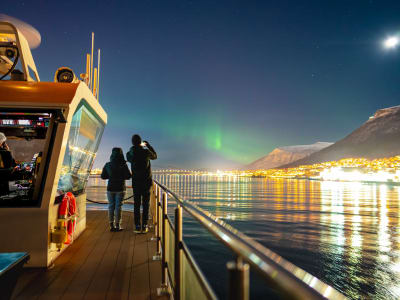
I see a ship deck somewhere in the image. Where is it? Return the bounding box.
[11,210,168,300]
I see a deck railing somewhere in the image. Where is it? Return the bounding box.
[150,180,347,300]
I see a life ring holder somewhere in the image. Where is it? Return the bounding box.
[57,192,77,245]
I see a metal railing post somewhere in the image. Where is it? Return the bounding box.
[157,186,161,254]
[152,184,161,260]
[227,256,249,300]
[150,184,157,230]
[149,183,155,229]
[174,205,183,300]
[157,191,169,296]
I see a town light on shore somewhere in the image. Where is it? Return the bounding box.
[384,36,399,49]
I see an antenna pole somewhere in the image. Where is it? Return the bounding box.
[93,67,98,97]
[86,54,90,85]
[90,32,94,90]
[97,49,101,101]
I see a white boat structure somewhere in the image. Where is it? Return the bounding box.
[0,18,106,267]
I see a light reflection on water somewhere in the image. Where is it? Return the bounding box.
[152,174,400,300]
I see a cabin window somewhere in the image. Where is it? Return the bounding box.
[57,102,104,195]
[0,111,54,206]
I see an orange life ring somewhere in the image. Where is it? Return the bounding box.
[58,192,77,244]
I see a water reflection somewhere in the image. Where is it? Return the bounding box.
[153,174,400,299]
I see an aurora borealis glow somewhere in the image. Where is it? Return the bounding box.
[5,1,400,169]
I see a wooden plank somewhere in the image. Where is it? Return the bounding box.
[129,233,151,300]
[147,232,169,300]
[12,210,103,300]
[82,229,125,299]
[106,213,133,299]
[58,211,116,299]
[11,268,42,300]
[11,210,165,300]
[37,210,107,300]
[83,212,132,300]
[121,220,137,300]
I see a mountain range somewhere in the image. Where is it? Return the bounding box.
[244,105,400,170]
[244,142,333,170]
[282,105,400,168]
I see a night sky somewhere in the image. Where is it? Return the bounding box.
[4,1,400,169]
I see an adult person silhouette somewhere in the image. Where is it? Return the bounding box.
[126,134,157,233]
[101,147,131,231]
[0,132,16,196]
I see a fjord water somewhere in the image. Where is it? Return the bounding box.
[87,175,400,299]
[151,174,400,300]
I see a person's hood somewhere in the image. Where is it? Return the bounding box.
[110,150,125,163]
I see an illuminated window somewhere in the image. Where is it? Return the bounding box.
[57,102,105,195]
[0,111,53,206]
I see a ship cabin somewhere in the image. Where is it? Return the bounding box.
[0,21,106,267]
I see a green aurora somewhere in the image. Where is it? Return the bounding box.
[108,105,284,165]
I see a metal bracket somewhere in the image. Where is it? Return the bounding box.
[153,253,161,261]
[157,284,169,296]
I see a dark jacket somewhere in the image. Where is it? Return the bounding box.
[101,159,131,192]
[126,143,157,189]
[0,149,16,178]
[0,149,16,195]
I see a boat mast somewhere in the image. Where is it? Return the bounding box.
[90,32,94,90]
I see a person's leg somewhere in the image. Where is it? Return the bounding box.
[133,189,142,231]
[141,189,150,232]
[115,191,125,231]
[107,191,116,231]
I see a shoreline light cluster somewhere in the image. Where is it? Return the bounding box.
[147,156,400,184]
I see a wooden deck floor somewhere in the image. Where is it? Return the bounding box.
[11,210,168,300]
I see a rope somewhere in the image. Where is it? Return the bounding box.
[86,198,107,204]
[86,194,134,205]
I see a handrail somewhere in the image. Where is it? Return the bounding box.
[153,179,346,300]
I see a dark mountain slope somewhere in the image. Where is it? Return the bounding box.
[283,106,400,168]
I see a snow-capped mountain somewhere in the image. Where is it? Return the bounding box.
[244,142,333,170]
[283,105,400,168]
